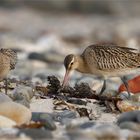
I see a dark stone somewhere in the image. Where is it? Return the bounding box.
[117,111,140,125]
[18,129,52,139]
[67,98,87,105]
[28,52,46,62]
[119,122,140,131]
[137,113,140,123]
[28,52,63,63]
[53,110,77,123]
[32,112,56,130]
[76,121,95,129]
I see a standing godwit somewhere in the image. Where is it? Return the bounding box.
[63,44,140,97]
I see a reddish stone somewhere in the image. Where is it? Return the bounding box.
[119,75,140,93]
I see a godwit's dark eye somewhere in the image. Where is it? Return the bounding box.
[71,62,73,65]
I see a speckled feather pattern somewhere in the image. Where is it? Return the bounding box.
[82,44,140,71]
[0,48,17,70]
[0,48,17,79]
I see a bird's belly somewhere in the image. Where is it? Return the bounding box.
[0,66,10,79]
[89,67,140,78]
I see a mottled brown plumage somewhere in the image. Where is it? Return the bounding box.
[63,44,140,97]
[0,48,17,80]
[82,44,140,77]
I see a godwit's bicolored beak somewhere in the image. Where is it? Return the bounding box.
[62,70,70,87]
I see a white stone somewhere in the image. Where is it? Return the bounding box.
[30,98,54,113]
[0,93,13,103]
[0,102,32,125]
[0,115,16,127]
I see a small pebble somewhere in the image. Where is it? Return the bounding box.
[12,85,34,102]
[131,93,140,102]
[53,110,77,123]
[119,91,134,100]
[117,100,140,112]
[32,112,56,130]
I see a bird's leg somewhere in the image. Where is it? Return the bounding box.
[120,76,131,98]
[99,79,106,95]
[4,78,8,94]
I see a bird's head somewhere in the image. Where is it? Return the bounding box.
[62,54,79,87]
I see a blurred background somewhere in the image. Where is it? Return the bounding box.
[1,0,140,88]
[1,0,140,43]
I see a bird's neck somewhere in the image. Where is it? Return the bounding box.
[76,55,90,73]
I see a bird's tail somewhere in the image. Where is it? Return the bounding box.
[137,53,140,67]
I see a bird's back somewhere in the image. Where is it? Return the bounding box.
[82,44,140,77]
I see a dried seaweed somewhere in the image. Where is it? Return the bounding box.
[47,76,61,94]
[47,76,121,102]
[47,75,97,98]
[73,83,97,98]
[46,76,122,113]
[76,107,91,119]
[36,86,48,95]
[60,86,75,95]
[104,101,120,113]
[67,98,87,105]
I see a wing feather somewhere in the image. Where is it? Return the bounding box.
[83,44,140,71]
